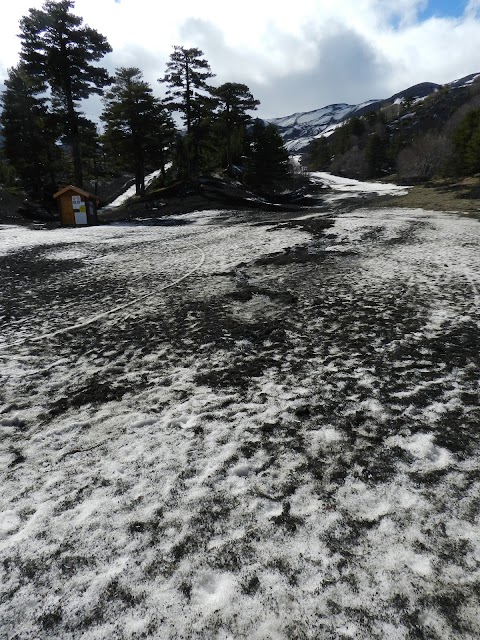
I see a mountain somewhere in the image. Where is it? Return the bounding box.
[268,100,382,153]
[270,73,480,153]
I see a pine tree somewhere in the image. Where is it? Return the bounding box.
[159,46,216,177]
[77,117,103,195]
[306,136,331,170]
[365,133,386,178]
[453,109,480,175]
[159,46,215,134]
[102,67,175,195]
[0,148,17,190]
[246,120,290,188]
[212,83,259,174]
[0,64,60,200]
[19,0,112,188]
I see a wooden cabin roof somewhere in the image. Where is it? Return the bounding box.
[53,185,98,200]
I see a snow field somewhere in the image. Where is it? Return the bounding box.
[1,203,480,638]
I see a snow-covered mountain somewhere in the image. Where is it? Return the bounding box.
[271,73,480,153]
[269,101,381,153]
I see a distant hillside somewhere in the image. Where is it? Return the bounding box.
[268,101,382,153]
[302,72,480,182]
[271,73,480,153]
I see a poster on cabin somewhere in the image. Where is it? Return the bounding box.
[74,210,87,224]
[72,195,87,224]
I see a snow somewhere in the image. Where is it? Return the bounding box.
[1,204,480,638]
[101,166,171,210]
[0,511,21,538]
[317,121,344,138]
[273,73,478,153]
[463,73,480,85]
[309,171,409,200]
[270,102,382,152]
[390,433,454,471]
[284,136,314,152]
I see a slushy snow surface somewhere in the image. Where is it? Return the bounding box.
[1,200,479,639]
[310,171,409,200]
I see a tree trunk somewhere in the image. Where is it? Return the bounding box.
[185,61,191,134]
[134,138,145,196]
[63,50,83,187]
[93,154,98,195]
[160,151,166,182]
[226,106,232,175]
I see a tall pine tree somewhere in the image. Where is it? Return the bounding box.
[159,46,215,134]
[102,67,176,195]
[159,46,215,176]
[246,120,290,188]
[453,109,480,175]
[0,64,59,200]
[19,0,112,188]
[212,82,259,174]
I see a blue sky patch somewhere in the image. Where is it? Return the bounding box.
[420,0,467,20]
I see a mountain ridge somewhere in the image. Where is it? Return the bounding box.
[270,73,480,153]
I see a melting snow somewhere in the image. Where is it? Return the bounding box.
[310,171,409,200]
[0,205,479,638]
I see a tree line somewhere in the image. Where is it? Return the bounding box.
[0,0,289,203]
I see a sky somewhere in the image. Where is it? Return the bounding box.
[1,0,480,121]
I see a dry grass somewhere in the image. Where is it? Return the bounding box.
[372,177,480,218]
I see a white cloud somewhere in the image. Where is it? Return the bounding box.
[466,0,480,17]
[0,0,479,119]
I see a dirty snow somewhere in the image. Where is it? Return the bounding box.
[310,171,409,201]
[1,203,479,639]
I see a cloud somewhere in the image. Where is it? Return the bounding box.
[370,0,429,27]
[102,45,166,92]
[1,0,480,121]
[178,17,320,85]
[246,27,392,116]
[466,0,480,16]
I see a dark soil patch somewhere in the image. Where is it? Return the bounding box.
[226,285,298,304]
[49,380,131,417]
[276,217,334,238]
[254,245,329,266]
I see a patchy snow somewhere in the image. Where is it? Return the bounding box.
[101,166,171,210]
[317,121,345,138]
[269,101,381,152]
[389,432,454,472]
[1,205,479,638]
[272,73,479,152]
[310,171,409,201]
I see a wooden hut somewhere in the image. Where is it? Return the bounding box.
[53,186,99,226]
